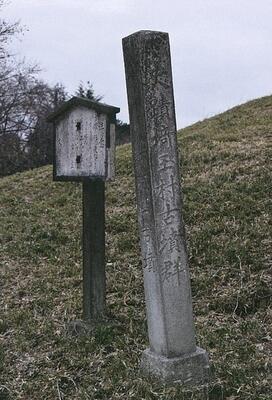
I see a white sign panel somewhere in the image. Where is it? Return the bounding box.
[55,107,107,179]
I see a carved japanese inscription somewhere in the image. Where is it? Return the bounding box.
[123,31,197,358]
[124,32,188,285]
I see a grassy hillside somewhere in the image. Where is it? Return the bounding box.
[0,96,271,399]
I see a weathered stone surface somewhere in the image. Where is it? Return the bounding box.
[123,30,195,357]
[123,30,209,384]
[141,347,210,384]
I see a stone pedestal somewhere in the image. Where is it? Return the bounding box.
[141,347,209,384]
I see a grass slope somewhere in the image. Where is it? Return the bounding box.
[0,96,271,399]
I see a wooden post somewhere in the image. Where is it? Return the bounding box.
[48,97,119,327]
[123,30,209,384]
[82,180,106,320]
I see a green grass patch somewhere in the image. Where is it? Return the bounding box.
[0,96,271,399]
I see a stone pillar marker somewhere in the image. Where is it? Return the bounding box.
[123,30,209,384]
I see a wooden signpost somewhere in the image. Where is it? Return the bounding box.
[48,97,120,321]
[123,31,209,384]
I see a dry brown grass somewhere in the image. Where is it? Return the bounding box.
[0,95,271,399]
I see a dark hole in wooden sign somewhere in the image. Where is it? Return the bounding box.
[76,155,81,164]
[76,121,82,131]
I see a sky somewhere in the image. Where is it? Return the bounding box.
[2,0,272,127]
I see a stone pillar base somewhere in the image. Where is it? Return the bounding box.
[141,347,210,385]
